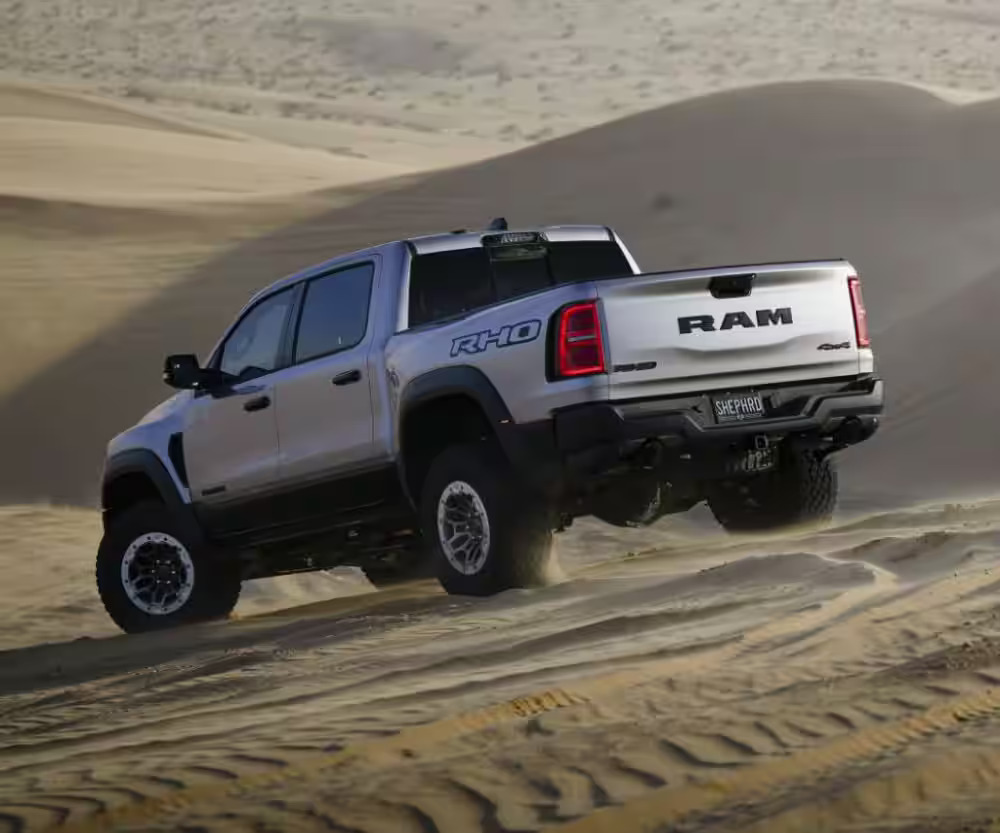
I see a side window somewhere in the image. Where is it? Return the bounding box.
[408,248,494,327]
[218,288,294,381]
[294,262,374,363]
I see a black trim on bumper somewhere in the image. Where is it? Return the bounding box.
[555,375,884,454]
[502,375,884,495]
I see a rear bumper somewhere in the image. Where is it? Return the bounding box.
[557,375,883,453]
[501,375,884,493]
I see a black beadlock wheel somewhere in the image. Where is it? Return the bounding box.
[96,501,241,633]
[420,442,556,596]
[707,449,838,533]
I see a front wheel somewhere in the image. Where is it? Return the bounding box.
[420,442,556,596]
[96,501,241,633]
[707,449,837,533]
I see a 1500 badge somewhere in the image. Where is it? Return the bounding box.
[450,319,542,357]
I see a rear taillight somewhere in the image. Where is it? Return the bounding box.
[555,301,606,378]
[848,275,870,348]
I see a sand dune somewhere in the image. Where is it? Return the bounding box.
[0,83,417,401]
[854,265,1000,503]
[4,79,1000,506]
[1,117,408,206]
[0,82,226,135]
[0,83,411,207]
[3,9,1000,828]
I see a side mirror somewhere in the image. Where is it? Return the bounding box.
[163,354,204,390]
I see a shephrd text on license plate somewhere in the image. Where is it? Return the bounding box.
[712,391,766,423]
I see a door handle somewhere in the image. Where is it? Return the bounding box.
[332,369,362,386]
[243,395,271,412]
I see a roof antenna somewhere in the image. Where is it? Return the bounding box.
[487,216,508,231]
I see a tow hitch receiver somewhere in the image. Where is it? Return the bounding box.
[728,435,776,474]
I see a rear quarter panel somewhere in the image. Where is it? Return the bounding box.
[385,283,608,436]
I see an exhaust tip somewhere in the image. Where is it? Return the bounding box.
[834,416,879,446]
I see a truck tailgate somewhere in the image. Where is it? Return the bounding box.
[595,261,864,401]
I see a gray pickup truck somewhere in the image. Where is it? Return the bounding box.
[97,219,883,633]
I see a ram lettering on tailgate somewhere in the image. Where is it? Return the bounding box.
[678,307,793,335]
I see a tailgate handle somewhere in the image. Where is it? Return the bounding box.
[709,273,756,299]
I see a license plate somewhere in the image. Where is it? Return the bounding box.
[712,391,765,423]
[729,446,776,474]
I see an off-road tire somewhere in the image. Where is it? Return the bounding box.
[707,449,837,533]
[96,501,241,633]
[420,441,555,596]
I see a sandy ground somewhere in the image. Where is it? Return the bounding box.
[5,1,1000,830]
[7,500,1000,833]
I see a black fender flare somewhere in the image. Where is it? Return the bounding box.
[101,449,200,534]
[399,365,513,425]
[396,366,522,506]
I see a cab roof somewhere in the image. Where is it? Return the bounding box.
[405,223,615,254]
[246,223,617,306]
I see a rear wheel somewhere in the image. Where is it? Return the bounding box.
[707,449,837,533]
[96,501,241,633]
[420,442,556,596]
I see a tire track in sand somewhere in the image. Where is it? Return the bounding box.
[32,688,587,833]
[25,669,1000,833]
[12,567,980,832]
[550,685,1000,833]
[10,530,1000,832]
